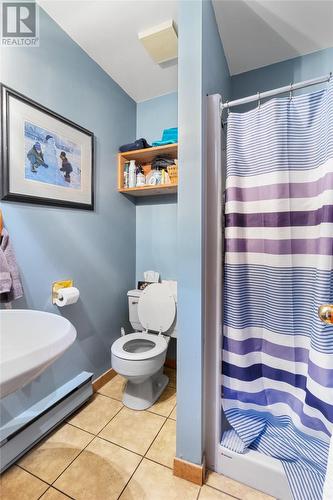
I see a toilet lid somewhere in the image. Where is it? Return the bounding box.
[138,283,176,333]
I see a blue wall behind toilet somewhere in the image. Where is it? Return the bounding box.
[135,93,178,360]
[135,93,178,284]
[0,8,136,422]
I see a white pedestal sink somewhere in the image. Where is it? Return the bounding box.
[0,309,77,398]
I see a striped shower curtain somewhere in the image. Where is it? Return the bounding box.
[222,82,333,500]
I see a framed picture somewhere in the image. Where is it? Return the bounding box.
[1,84,94,210]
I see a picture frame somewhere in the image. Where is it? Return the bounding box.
[0,84,94,210]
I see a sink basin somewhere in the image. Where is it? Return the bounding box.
[0,310,77,398]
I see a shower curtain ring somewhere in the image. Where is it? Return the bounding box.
[289,82,293,101]
[226,100,230,116]
[257,92,261,109]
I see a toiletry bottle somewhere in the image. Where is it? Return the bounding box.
[123,162,129,188]
[136,166,146,187]
[128,160,136,188]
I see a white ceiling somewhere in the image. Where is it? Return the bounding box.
[39,1,333,101]
[213,0,333,75]
[39,0,178,102]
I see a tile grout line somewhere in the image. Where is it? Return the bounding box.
[143,416,169,460]
[142,455,173,470]
[36,485,52,500]
[96,390,123,404]
[48,484,76,499]
[115,455,145,499]
[65,391,121,425]
[95,409,166,457]
[147,399,176,419]
[15,465,50,493]
[48,434,96,491]
[66,421,98,436]
[168,404,177,420]
[66,396,124,437]
[36,484,75,500]
[95,432,148,457]
[143,414,177,469]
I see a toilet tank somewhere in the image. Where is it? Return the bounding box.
[127,282,177,337]
[127,289,143,331]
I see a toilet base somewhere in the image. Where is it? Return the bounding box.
[123,368,169,410]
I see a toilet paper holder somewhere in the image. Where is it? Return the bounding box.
[52,280,74,304]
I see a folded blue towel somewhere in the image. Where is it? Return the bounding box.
[152,127,178,146]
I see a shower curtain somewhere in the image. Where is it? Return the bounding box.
[222,82,333,500]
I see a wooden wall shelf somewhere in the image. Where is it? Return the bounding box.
[118,143,178,197]
[119,184,177,197]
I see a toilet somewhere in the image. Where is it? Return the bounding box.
[111,281,177,410]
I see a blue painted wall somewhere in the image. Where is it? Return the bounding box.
[135,93,178,283]
[176,0,230,465]
[0,8,136,422]
[136,92,178,145]
[203,1,231,100]
[231,47,333,107]
[136,195,177,283]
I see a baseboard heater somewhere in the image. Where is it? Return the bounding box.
[0,371,93,473]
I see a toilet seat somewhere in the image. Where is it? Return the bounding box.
[111,332,167,361]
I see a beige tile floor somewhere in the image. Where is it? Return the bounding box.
[0,368,275,500]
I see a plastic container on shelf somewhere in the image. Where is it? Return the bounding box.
[128,160,136,188]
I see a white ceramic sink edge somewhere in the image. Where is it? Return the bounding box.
[0,309,77,398]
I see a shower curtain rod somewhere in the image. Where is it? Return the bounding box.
[221,72,332,111]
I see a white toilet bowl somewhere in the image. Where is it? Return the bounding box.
[111,283,176,410]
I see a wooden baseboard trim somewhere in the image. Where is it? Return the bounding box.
[92,368,117,392]
[173,456,205,486]
[164,358,177,369]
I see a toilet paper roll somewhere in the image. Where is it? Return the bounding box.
[55,287,80,307]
